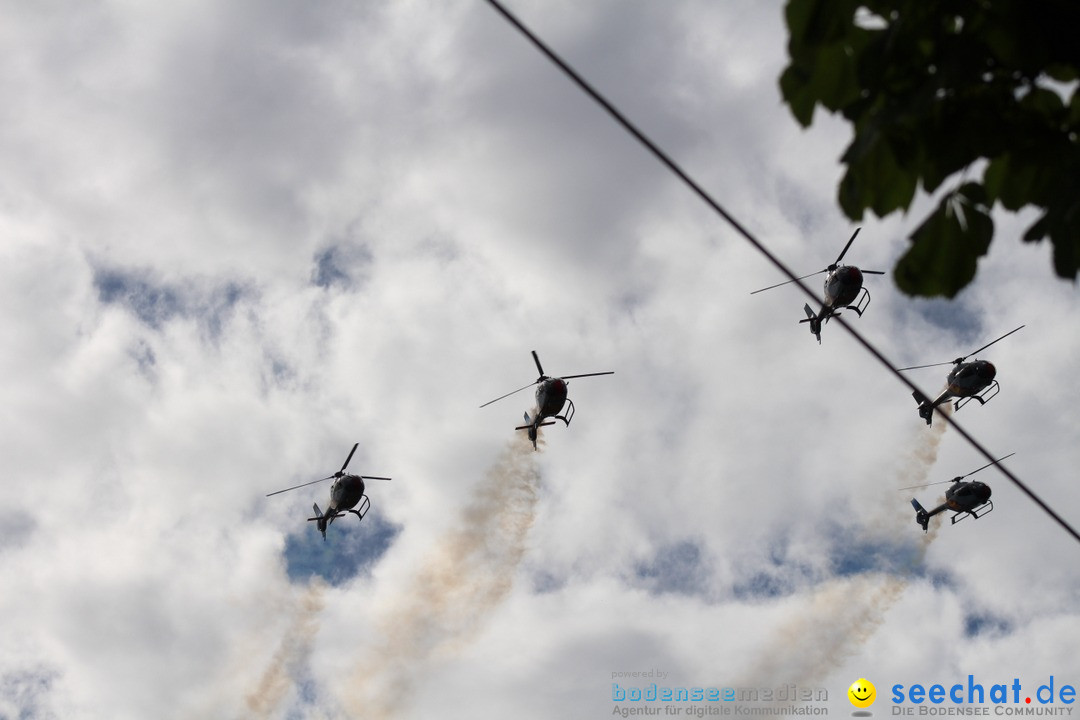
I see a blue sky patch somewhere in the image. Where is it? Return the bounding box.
[310,243,373,290]
[93,266,247,335]
[633,540,710,598]
[283,510,400,587]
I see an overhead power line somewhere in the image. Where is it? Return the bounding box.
[484,0,1080,547]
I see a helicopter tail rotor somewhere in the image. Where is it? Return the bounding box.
[514,411,555,451]
[309,503,328,541]
[912,390,934,425]
[307,502,347,540]
[799,304,822,343]
[910,498,930,533]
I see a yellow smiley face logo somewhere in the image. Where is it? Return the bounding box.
[848,678,876,708]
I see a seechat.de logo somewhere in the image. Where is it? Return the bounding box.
[849,678,876,715]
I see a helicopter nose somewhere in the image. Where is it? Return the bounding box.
[979,362,996,380]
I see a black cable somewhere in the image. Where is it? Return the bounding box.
[484,0,1080,546]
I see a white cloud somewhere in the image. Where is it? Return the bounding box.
[0,1,1076,718]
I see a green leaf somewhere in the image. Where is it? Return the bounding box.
[784,0,858,48]
[1051,226,1080,279]
[839,130,919,218]
[1041,199,1080,279]
[779,0,865,126]
[810,42,864,112]
[1019,86,1065,116]
[1022,215,1049,243]
[1045,63,1078,83]
[894,188,994,297]
[779,65,818,127]
[984,154,1052,211]
[955,180,988,206]
[1069,88,1080,126]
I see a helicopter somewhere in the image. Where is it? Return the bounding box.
[750,227,885,343]
[480,350,613,450]
[266,443,391,541]
[904,453,1015,532]
[899,325,1024,426]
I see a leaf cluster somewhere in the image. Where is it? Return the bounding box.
[780,0,1080,296]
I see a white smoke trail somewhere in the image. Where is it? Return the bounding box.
[244,579,327,719]
[739,409,949,688]
[345,436,541,718]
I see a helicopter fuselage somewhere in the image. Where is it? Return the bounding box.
[328,474,367,514]
[267,442,388,541]
[485,350,613,450]
[516,377,574,449]
[802,265,872,342]
[926,360,997,408]
[945,360,996,397]
[944,479,992,513]
[535,377,569,420]
[909,453,1010,532]
[822,265,864,310]
[906,324,1021,425]
[911,480,993,531]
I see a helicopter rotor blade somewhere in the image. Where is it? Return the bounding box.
[749,269,826,295]
[531,350,545,378]
[266,474,336,497]
[362,475,393,481]
[958,325,1025,363]
[897,361,955,371]
[897,452,1016,490]
[901,326,1025,370]
[862,270,887,275]
[960,452,1016,480]
[831,227,862,269]
[479,380,538,408]
[560,371,615,380]
[897,478,961,490]
[339,442,359,475]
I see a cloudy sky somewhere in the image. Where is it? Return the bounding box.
[2,1,1078,718]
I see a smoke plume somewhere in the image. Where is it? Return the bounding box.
[739,409,949,688]
[245,579,327,719]
[345,436,541,717]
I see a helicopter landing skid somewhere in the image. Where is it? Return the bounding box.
[954,381,1000,411]
[843,287,871,317]
[951,501,993,525]
[556,399,576,427]
[349,495,371,522]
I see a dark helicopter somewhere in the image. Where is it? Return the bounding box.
[480,350,613,449]
[266,443,391,541]
[900,325,1024,426]
[904,453,1014,532]
[750,228,885,343]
